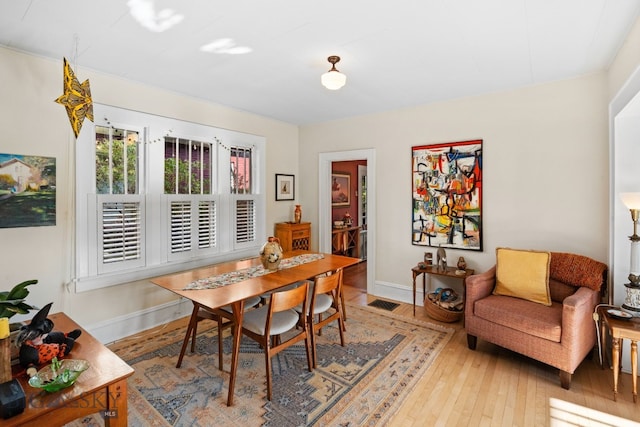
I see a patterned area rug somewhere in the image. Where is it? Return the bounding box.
[66,304,453,427]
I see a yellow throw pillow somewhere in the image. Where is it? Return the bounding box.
[493,248,551,306]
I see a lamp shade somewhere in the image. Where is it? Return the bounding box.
[621,192,640,210]
[321,70,346,90]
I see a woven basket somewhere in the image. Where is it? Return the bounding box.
[424,288,463,323]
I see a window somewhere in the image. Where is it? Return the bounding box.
[94,126,144,273]
[75,104,265,292]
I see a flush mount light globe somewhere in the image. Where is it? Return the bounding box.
[321,55,347,90]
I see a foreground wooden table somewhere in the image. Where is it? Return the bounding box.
[151,250,360,406]
[8,312,134,426]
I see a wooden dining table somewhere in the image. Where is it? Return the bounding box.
[150,250,360,406]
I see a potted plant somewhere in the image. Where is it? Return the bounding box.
[1,280,39,361]
[1,279,39,323]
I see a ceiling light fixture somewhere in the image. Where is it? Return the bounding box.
[321,56,346,90]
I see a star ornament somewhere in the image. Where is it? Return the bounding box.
[55,57,94,138]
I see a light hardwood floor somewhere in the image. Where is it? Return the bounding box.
[342,262,640,426]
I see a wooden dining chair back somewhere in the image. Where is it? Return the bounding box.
[241,282,313,400]
[307,268,346,367]
[176,296,260,370]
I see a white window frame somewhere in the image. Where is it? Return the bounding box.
[75,104,265,292]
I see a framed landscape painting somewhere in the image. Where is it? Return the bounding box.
[0,153,56,228]
[411,140,482,251]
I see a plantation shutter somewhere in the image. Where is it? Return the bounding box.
[101,201,142,264]
[198,200,216,249]
[236,199,255,244]
[171,201,192,253]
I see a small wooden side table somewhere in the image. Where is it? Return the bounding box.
[332,226,361,259]
[411,265,474,316]
[598,306,640,402]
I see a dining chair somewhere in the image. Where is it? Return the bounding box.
[297,268,346,368]
[240,282,313,401]
[176,296,261,369]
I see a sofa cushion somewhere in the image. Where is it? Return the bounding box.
[494,248,551,306]
[474,295,563,342]
[548,278,576,303]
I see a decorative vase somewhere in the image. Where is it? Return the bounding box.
[343,212,352,227]
[260,237,283,271]
[294,205,302,223]
[424,252,433,266]
[436,247,447,271]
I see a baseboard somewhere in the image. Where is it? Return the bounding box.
[372,280,416,305]
[85,298,193,344]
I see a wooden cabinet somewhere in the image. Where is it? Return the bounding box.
[274,222,311,252]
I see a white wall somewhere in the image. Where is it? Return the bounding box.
[300,74,609,302]
[0,47,299,340]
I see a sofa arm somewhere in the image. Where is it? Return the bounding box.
[561,286,599,345]
[465,266,496,305]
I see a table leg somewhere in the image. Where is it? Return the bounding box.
[105,378,128,427]
[227,299,245,406]
[422,273,426,309]
[412,272,417,316]
[632,340,638,403]
[613,337,620,402]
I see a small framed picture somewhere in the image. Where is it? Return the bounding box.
[275,174,295,201]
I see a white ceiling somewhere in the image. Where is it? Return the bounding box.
[1,0,639,125]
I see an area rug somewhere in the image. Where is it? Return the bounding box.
[66,304,453,427]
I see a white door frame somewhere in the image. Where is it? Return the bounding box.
[319,149,376,294]
[609,64,640,373]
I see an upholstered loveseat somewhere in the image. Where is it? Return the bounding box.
[465,249,607,389]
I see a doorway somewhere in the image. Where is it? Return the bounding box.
[319,149,376,295]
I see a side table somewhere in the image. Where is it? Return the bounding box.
[411,265,474,316]
[597,306,640,402]
[8,312,134,426]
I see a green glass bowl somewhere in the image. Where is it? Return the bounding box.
[28,359,90,392]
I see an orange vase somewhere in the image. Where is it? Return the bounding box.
[294,205,302,223]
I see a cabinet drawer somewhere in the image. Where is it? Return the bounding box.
[292,229,310,239]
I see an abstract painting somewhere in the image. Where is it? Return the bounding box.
[412,140,482,251]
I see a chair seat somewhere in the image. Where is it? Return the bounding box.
[474,295,563,342]
[242,305,300,336]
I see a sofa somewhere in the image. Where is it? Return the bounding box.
[465,249,608,389]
